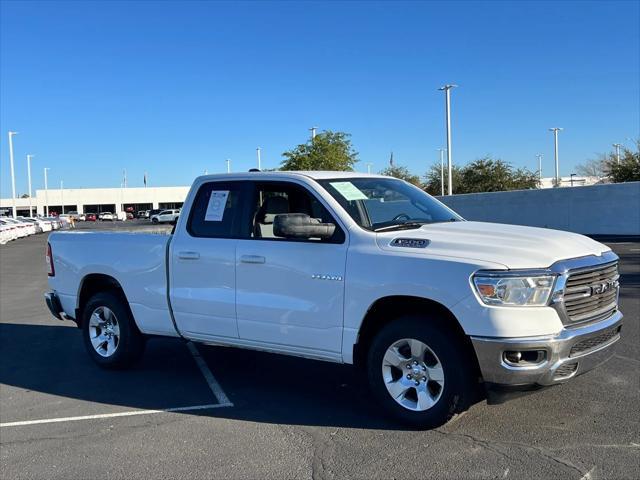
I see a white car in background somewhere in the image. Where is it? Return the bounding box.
[0,223,18,244]
[1,217,34,237]
[19,216,52,233]
[151,209,180,224]
[99,212,114,221]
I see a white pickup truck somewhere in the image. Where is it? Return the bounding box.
[45,171,623,427]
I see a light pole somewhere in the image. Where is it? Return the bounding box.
[612,143,622,164]
[366,162,372,174]
[570,173,576,187]
[438,85,457,195]
[8,131,18,217]
[536,154,543,186]
[226,159,231,173]
[437,148,446,196]
[60,180,64,214]
[256,147,261,170]
[44,168,50,216]
[309,126,317,140]
[27,154,34,216]
[549,128,563,187]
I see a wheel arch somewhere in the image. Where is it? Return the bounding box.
[353,295,481,377]
[76,274,130,328]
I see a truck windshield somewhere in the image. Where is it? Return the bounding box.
[317,177,463,231]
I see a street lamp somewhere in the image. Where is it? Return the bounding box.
[27,154,34,216]
[366,162,372,174]
[549,128,563,187]
[44,168,50,216]
[226,159,231,173]
[8,131,18,217]
[437,148,446,196]
[570,173,576,187]
[536,154,543,186]
[60,180,64,214]
[612,143,622,164]
[309,126,317,140]
[256,147,262,170]
[438,85,457,195]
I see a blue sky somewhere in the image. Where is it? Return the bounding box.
[1,0,638,194]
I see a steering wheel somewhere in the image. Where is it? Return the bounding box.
[392,213,411,222]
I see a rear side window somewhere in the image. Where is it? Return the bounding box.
[187,181,247,238]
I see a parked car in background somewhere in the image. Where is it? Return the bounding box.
[44,172,624,428]
[44,217,62,229]
[99,212,114,221]
[0,217,33,237]
[151,209,180,224]
[58,214,72,228]
[85,213,97,222]
[0,223,18,244]
[136,210,148,219]
[79,214,86,221]
[17,217,44,233]
[147,209,162,221]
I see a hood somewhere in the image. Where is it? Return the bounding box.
[375,221,611,269]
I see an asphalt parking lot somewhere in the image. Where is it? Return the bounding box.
[1,223,638,479]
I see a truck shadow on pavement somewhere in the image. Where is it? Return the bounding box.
[0,322,417,430]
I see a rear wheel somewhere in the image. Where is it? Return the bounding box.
[367,315,473,428]
[82,292,145,369]
[152,218,158,224]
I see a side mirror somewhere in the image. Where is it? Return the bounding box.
[273,213,336,240]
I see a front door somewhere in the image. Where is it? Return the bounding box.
[235,181,348,354]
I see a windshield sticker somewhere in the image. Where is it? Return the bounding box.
[330,182,369,201]
[205,190,229,221]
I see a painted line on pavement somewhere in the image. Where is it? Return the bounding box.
[187,341,233,406]
[0,403,232,428]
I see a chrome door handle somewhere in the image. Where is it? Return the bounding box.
[178,251,200,260]
[240,255,266,264]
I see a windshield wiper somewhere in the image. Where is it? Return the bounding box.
[373,222,427,232]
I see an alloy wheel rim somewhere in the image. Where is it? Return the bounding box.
[88,306,120,358]
[381,338,445,411]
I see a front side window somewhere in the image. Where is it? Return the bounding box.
[317,177,462,232]
[249,182,345,243]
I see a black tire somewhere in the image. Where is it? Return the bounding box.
[82,292,145,369]
[367,315,474,428]
[152,218,158,224]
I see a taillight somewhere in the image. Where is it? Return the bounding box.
[46,242,55,277]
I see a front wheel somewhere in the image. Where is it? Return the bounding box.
[82,292,145,369]
[152,218,158,224]
[367,315,474,428]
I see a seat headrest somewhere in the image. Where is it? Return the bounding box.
[257,196,290,224]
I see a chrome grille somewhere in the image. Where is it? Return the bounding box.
[563,262,619,325]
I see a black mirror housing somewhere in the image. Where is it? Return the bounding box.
[273,213,335,240]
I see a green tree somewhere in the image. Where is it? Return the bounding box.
[423,164,463,196]
[280,130,358,171]
[423,156,538,194]
[607,146,640,183]
[379,165,422,186]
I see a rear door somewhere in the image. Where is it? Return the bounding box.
[169,180,250,339]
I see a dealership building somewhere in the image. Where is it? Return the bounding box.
[0,185,190,217]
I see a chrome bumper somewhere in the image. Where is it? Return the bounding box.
[471,311,623,387]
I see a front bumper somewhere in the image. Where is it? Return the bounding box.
[471,311,623,388]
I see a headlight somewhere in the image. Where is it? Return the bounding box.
[473,272,556,306]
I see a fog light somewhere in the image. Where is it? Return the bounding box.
[503,350,546,366]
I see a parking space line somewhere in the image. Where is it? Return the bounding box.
[186,341,233,406]
[0,403,232,428]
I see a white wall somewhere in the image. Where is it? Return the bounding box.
[437,182,640,235]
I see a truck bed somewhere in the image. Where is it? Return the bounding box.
[48,232,178,337]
